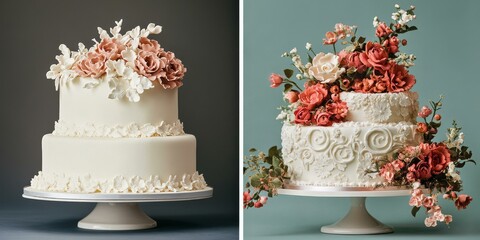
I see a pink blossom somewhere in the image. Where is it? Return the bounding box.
[418,106,433,118]
[74,52,107,78]
[413,161,432,180]
[135,50,167,81]
[384,63,416,92]
[392,160,405,171]
[323,31,337,45]
[294,106,312,125]
[96,38,125,60]
[434,114,442,121]
[406,172,417,182]
[269,73,283,88]
[341,51,368,73]
[243,191,252,207]
[298,84,329,110]
[285,90,299,103]
[375,22,393,37]
[427,143,451,175]
[158,51,186,89]
[382,36,399,54]
[416,122,428,133]
[424,216,437,227]
[254,201,263,208]
[329,85,340,94]
[359,42,390,71]
[409,194,424,207]
[313,111,332,126]
[138,37,162,53]
[455,194,473,210]
[433,211,445,222]
[422,196,435,208]
[380,163,396,183]
[444,215,453,224]
[259,196,268,205]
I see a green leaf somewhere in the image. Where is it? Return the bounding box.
[351,36,356,42]
[272,156,281,168]
[284,69,294,79]
[268,146,279,158]
[283,83,293,93]
[408,26,418,31]
[250,175,261,188]
[268,189,273,197]
[243,167,247,174]
[271,178,283,188]
[358,36,366,44]
[249,148,257,152]
[411,206,421,217]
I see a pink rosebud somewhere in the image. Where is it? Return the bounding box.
[323,31,337,45]
[331,93,340,102]
[416,122,428,133]
[284,90,299,103]
[243,191,252,204]
[313,111,332,126]
[434,114,442,121]
[418,106,433,118]
[269,73,283,88]
[330,85,340,94]
[444,215,453,224]
[259,196,268,205]
[455,194,473,210]
[294,106,312,125]
[401,39,407,46]
[254,201,263,208]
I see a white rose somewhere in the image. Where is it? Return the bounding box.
[308,52,345,84]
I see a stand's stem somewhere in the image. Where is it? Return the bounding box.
[321,197,393,234]
[78,203,157,231]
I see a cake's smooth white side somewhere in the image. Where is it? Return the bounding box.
[59,79,178,126]
[281,122,421,187]
[42,134,195,179]
[340,91,418,124]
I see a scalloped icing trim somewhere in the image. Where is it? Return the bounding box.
[30,171,207,193]
[53,120,185,138]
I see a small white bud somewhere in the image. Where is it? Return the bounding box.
[305,42,312,50]
[394,4,400,9]
[410,5,415,10]
[290,47,297,54]
[296,74,303,80]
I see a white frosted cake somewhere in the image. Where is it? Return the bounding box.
[30,20,207,193]
[281,91,422,188]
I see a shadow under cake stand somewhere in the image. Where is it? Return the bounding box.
[23,186,213,231]
[278,184,411,235]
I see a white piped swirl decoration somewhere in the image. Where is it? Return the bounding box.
[364,127,393,154]
[30,171,207,193]
[53,120,185,138]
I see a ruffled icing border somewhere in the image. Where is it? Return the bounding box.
[30,171,207,193]
[53,120,185,138]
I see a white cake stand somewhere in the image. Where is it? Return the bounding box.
[278,184,411,235]
[23,186,213,231]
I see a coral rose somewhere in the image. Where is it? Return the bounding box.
[159,51,186,89]
[75,52,107,78]
[269,73,283,88]
[375,22,393,37]
[385,63,416,92]
[298,83,329,110]
[326,101,348,121]
[96,38,125,60]
[416,122,428,133]
[343,51,368,73]
[294,106,312,125]
[359,42,390,71]
[309,52,345,83]
[413,161,432,180]
[455,194,472,210]
[313,111,332,126]
[428,144,451,175]
[418,106,433,118]
[383,36,399,54]
[135,50,167,81]
[285,90,299,103]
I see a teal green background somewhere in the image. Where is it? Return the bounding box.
[244,0,480,239]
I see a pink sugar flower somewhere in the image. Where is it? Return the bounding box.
[158,51,186,89]
[428,143,451,175]
[422,196,435,208]
[418,106,433,118]
[135,50,167,81]
[294,106,312,125]
[424,216,437,227]
[74,52,107,78]
[313,111,332,126]
[416,122,428,133]
[385,63,416,92]
[285,90,299,103]
[455,194,473,210]
[375,22,393,37]
[254,201,263,208]
[298,84,329,110]
[326,101,348,121]
[444,215,453,224]
[380,163,396,183]
[96,38,125,60]
[359,42,390,72]
[269,73,283,88]
[392,160,405,171]
[259,196,268,205]
[138,37,162,53]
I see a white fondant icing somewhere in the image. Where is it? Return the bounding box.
[53,119,184,138]
[340,91,418,123]
[281,122,422,187]
[30,171,207,193]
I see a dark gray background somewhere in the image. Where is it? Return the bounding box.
[0,0,239,239]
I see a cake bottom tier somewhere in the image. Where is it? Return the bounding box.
[30,134,207,193]
[281,122,421,187]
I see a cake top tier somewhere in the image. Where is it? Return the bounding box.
[46,20,186,103]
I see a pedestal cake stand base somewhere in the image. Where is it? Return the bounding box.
[279,185,411,235]
[23,186,213,231]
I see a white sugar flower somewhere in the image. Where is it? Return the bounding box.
[305,42,312,50]
[105,60,153,102]
[373,16,380,27]
[296,74,303,80]
[308,52,345,83]
[46,44,81,90]
[395,4,400,9]
[147,23,162,34]
[447,162,461,182]
[290,47,297,54]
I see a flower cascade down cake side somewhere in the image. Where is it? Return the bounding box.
[30,20,207,193]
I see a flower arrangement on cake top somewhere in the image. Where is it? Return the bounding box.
[244,4,475,228]
[272,4,417,126]
[46,20,186,102]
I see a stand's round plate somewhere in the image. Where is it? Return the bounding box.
[279,184,411,197]
[23,186,213,203]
